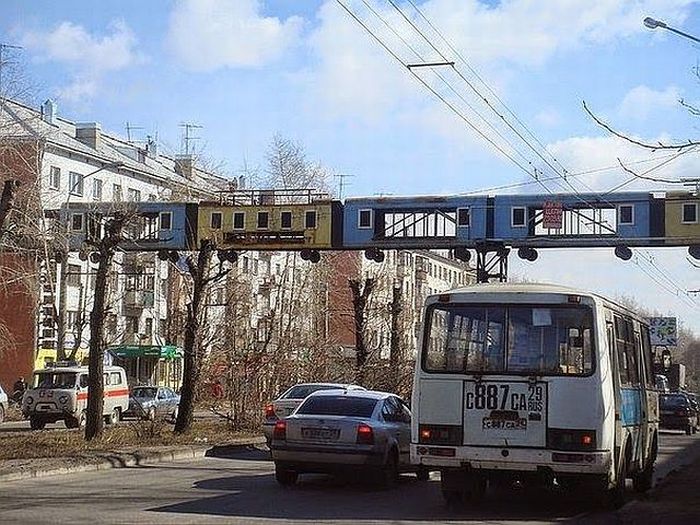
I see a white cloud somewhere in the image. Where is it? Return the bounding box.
[618,85,682,120]
[534,108,561,128]
[22,20,142,102]
[167,0,303,71]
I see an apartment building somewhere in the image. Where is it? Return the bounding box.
[0,98,227,389]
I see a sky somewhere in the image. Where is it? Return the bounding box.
[2,0,700,333]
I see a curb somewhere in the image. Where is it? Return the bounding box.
[0,437,266,483]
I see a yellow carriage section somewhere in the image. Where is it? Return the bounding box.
[664,191,700,244]
[197,199,337,250]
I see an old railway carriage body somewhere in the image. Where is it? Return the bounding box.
[342,195,489,250]
[412,283,658,505]
[197,190,342,251]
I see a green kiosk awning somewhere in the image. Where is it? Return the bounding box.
[108,345,183,360]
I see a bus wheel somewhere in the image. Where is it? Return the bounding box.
[633,461,653,493]
[606,455,627,509]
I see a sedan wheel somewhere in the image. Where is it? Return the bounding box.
[378,451,399,489]
[275,465,298,486]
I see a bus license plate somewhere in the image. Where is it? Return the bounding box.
[301,427,340,440]
[482,417,527,430]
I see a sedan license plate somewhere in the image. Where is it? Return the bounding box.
[301,427,340,441]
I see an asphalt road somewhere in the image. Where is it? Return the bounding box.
[0,432,698,525]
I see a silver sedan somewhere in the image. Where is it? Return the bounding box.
[270,389,428,487]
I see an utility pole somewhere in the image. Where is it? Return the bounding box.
[124,121,144,143]
[389,282,403,392]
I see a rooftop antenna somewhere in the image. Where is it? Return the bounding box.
[0,43,23,97]
[334,173,354,200]
[125,121,144,143]
[179,122,203,156]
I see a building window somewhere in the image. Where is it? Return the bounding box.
[280,211,292,229]
[69,172,84,196]
[618,204,634,225]
[71,213,84,231]
[127,188,141,202]
[92,178,103,200]
[233,212,245,230]
[257,211,269,229]
[358,209,373,229]
[49,166,61,190]
[144,318,153,338]
[113,184,122,201]
[241,256,249,273]
[160,212,172,230]
[66,264,81,287]
[682,203,698,224]
[211,212,223,229]
[126,316,139,334]
[511,207,526,227]
[457,208,470,227]
[305,210,317,229]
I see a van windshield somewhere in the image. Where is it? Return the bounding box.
[423,304,594,376]
[34,372,78,389]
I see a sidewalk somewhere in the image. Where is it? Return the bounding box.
[619,455,700,524]
[0,435,265,483]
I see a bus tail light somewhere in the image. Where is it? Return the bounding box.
[548,429,596,451]
[356,423,374,445]
[273,420,287,440]
[418,424,462,446]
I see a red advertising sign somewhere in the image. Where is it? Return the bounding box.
[542,201,563,229]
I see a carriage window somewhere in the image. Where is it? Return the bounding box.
[159,212,172,230]
[457,208,470,227]
[618,205,634,225]
[280,211,292,229]
[512,207,526,227]
[305,210,317,229]
[358,209,372,229]
[233,212,245,229]
[682,203,698,224]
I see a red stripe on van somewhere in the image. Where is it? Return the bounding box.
[76,389,128,401]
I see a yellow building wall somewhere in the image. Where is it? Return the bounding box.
[197,203,334,250]
[664,192,700,241]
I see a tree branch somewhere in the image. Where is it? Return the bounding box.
[583,101,700,151]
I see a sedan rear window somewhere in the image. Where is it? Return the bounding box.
[296,396,378,417]
[283,385,344,399]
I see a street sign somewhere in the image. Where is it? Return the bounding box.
[542,201,563,229]
[648,317,678,346]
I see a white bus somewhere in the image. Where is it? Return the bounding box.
[411,283,658,507]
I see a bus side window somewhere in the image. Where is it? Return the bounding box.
[614,315,633,385]
[641,325,654,387]
[626,320,639,385]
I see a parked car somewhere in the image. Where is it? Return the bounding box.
[263,383,364,445]
[270,389,427,487]
[0,385,8,424]
[660,392,698,435]
[124,386,180,421]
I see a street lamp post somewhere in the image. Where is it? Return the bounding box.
[55,161,123,360]
[643,17,700,44]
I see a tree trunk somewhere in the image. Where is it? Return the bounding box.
[349,278,374,385]
[175,241,214,434]
[389,284,402,392]
[0,179,20,243]
[84,251,110,440]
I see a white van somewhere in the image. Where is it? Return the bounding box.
[412,283,658,507]
[22,363,129,430]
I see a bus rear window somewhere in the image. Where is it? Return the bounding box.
[424,304,595,376]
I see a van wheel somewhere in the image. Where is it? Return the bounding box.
[29,416,46,430]
[65,416,79,429]
[108,408,120,425]
[79,411,86,428]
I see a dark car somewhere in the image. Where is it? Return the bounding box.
[124,386,180,421]
[660,393,698,435]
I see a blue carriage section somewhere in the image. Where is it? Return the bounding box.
[61,202,197,252]
[342,195,489,249]
[491,192,661,247]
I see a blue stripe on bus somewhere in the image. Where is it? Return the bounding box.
[621,387,642,426]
